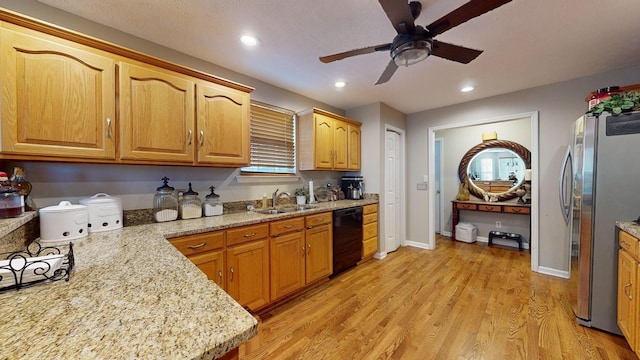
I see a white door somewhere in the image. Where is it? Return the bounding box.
[435,138,442,234]
[385,130,401,252]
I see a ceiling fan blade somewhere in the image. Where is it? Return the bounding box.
[375,60,399,85]
[426,0,512,37]
[378,0,416,34]
[319,43,392,63]
[431,40,482,64]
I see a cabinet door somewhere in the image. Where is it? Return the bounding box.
[618,249,636,350]
[189,250,226,290]
[119,62,195,163]
[270,232,305,300]
[333,119,348,170]
[226,239,270,310]
[305,223,333,283]
[348,124,361,170]
[313,114,334,169]
[196,82,250,165]
[0,26,116,159]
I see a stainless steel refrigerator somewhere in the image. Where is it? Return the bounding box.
[567,111,640,335]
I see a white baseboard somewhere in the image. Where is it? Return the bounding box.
[404,240,433,250]
[537,266,570,279]
[373,252,387,260]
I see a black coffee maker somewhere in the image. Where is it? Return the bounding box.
[341,176,365,200]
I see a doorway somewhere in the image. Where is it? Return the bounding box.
[427,112,540,272]
[384,126,405,254]
[435,138,442,234]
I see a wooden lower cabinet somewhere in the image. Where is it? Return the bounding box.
[270,231,306,300]
[171,212,335,310]
[169,231,225,288]
[305,221,333,283]
[226,237,270,311]
[362,204,378,259]
[270,214,332,301]
[189,250,225,289]
[617,229,639,356]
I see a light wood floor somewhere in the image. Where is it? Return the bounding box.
[246,236,636,360]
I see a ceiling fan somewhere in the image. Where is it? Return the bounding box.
[319,0,512,85]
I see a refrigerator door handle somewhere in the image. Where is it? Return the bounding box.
[559,145,573,225]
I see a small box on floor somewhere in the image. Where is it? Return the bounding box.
[455,222,477,243]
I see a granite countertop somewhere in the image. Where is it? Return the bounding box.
[0,199,376,359]
[616,221,640,238]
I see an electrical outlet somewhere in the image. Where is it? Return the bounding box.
[496,221,502,228]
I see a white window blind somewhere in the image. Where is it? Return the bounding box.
[241,101,296,174]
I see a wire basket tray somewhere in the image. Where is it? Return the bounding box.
[0,242,74,292]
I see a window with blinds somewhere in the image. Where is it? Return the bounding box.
[241,101,296,174]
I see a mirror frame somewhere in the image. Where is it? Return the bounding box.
[458,139,531,201]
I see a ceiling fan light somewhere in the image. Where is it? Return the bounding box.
[392,39,432,67]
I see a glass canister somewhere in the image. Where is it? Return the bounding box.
[153,177,178,222]
[203,186,223,216]
[179,183,202,220]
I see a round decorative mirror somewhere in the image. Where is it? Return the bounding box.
[458,139,531,201]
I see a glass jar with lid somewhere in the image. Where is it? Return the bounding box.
[153,177,178,222]
[203,186,223,216]
[180,183,202,220]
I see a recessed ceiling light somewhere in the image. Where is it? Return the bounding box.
[461,86,475,93]
[334,81,346,88]
[240,35,259,47]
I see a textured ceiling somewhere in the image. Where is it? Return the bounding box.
[38,0,640,114]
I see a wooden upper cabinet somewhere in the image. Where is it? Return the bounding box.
[196,82,250,166]
[348,124,361,170]
[0,12,253,166]
[298,108,361,171]
[313,113,335,169]
[0,24,116,160]
[333,120,349,170]
[119,62,195,163]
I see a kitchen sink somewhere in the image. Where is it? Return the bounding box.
[254,205,317,215]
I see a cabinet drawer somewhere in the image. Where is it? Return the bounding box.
[503,206,530,214]
[270,217,305,237]
[170,231,224,256]
[456,203,477,210]
[306,212,332,228]
[363,204,377,215]
[478,204,501,212]
[227,224,270,246]
[363,213,378,225]
[363,222,378,239]
[363,237,377,258]
[619,230,639,260]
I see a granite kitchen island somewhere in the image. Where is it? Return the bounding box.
[0,199,376,359]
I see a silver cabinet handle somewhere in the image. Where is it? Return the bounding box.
[186,242,206,249]
[243,232,257,238]
[624,283,633,300]
[302,246,306,257]
[217,270,223,284]
[106,118,112,139]
[230,267,234,281]
[199,130,205,147]
[187,129,193,145]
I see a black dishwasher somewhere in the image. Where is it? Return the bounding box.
[332,206,363,276]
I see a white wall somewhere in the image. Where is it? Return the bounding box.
[407,64,640,274]
[347,103,407,254]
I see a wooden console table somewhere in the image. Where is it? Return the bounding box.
[451,200,530,240]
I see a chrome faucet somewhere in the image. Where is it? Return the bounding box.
[272,188,290,207]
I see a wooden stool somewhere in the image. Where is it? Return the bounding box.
[488,231,523,251]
